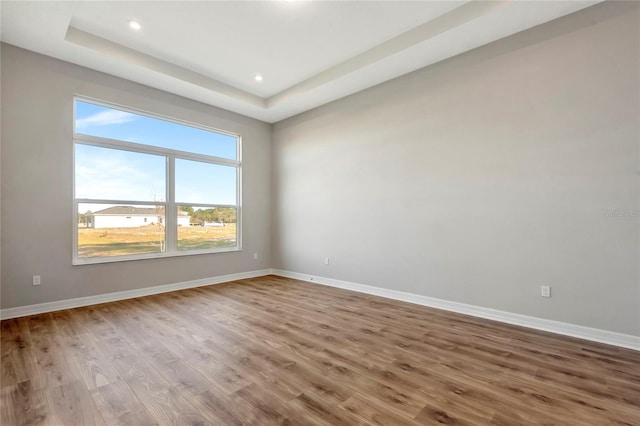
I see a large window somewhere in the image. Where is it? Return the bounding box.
[73,99,241,264]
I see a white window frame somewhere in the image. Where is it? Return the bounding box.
[72,97,242,265]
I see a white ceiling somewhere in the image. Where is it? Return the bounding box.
[1,1,601,123]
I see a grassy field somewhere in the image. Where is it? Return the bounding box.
[78,224,236,258]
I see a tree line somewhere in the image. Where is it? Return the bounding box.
[180,207,237,224]
[78,207,237,226]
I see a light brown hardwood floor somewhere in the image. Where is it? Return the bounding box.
[1,275,639,425]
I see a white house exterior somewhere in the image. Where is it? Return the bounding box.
[203,222,224,227]
[177,213,190,227]
[91,206,191,228]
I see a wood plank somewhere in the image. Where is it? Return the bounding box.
[27,314,83,389]
[111,354,211,425]
[191,389,243,426]
[340,392,421,426]
[287,391,359,426]
[46,380,106,426]
[90,380,154,426]
[0,380,48,425]
[59,332,121,390]
[1,317,43,390]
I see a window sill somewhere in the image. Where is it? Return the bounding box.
[72,246,241,266]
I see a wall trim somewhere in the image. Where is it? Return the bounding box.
[272,269,640,351]
[0,269,272,320]
[2,267,637,351]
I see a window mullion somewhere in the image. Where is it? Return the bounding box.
[166,155,177,253]
[75,134,240,167]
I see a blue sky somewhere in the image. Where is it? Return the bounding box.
[75,101,237,213]
[75,101,237,159]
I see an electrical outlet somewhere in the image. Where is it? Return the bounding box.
[32,275,41,286]
[541,285,551,298]
[253,252,258,260]
[324,257,330,265]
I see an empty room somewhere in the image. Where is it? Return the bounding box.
[1,1,639,425]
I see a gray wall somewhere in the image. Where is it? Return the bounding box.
[272,2,640,336]
[1,44,272,309]
[2,2,639,338]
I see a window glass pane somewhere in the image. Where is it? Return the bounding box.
[75,144,165,202]
[77,203,165,258]
[75,100,237,160]
[175,159,236,205]
[177,206,237,251]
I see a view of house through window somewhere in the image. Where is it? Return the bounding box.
[74,99,240,264]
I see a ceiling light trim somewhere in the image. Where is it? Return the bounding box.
[266,0,508,108]
[63,2,506,114]
[65,25,265,109]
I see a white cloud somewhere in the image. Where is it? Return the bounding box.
[76,110,136,130]
[75,154,165,201]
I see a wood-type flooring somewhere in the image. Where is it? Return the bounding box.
[2,275,639,425]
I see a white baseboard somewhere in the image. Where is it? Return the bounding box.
[3,267,637,351]
[272,269,640,351]
[0,269,272,320]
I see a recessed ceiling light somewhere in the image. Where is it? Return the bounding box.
[129,20,141,31]
[254,74,263,82]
